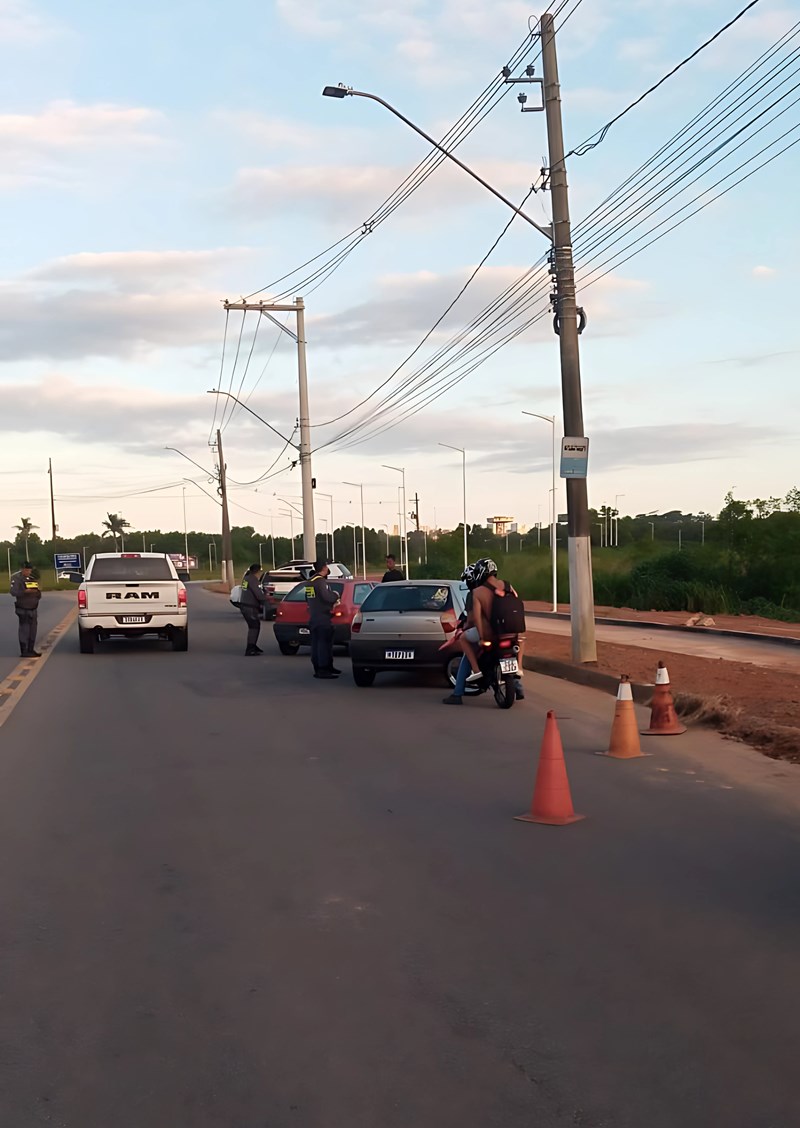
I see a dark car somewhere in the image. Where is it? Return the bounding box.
[272,579,376,655]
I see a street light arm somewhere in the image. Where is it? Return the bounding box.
[323,86,552,241]
[206,390,298,448]
[165,446,215,478]
[183,477,222,507]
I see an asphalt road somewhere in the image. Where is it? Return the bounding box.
[0,590,74,680]
[1,585,799,1128]
[526,612,800,672]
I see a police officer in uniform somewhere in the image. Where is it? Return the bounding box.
[10,561,42,658]
[305,561,340,679]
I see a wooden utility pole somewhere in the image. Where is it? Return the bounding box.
[541,12,597,662]
[216,429,235,589]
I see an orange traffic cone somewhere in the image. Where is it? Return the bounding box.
[598,675,645,759]
[515,711,585,826]
[642,661,686,736]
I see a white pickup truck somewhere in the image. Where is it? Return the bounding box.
[77,552,188,653]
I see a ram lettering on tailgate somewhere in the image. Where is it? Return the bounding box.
[106,591,160,600]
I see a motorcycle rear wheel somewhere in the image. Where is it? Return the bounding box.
[493,671,517,709]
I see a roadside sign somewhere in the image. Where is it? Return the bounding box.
[560,437,589,478]
[168,553,199,570]
[54,552,81,571]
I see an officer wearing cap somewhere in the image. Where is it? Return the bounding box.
[10,561,42,658]
[305,560,340,679]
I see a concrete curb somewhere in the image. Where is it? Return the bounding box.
[524,610,800,648]
[523,654,652,705]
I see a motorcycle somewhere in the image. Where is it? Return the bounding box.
[446,634,520,709]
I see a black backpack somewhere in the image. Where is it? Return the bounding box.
[489,581,526,636]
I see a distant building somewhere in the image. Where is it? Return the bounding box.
[486,516,517,536]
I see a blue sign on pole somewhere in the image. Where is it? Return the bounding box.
[560,437,589,479]
[54,552,82,571]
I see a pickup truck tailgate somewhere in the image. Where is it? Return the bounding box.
[84,582,181,616]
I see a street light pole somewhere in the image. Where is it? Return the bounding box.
[614,493,625,548]
[383,465,409,577]
[182,485,189,567]
[316,492,335,560]
[522,412,558,613]
[344,482,367,579]
[438,443,467,571]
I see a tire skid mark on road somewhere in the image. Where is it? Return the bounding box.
[0,604,78,731]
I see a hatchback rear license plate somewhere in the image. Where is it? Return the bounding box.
[385,649,414,660]
[499,657,519,674]
[299,628,310,635]
[121,615,146,624]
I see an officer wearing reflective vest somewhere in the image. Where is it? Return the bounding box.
[10,561,42,658]
[305,561,340,679]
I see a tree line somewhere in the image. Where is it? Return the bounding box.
[5,490,799,619]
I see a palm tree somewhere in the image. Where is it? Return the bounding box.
[14,517,39,558]
[101,512,131,551]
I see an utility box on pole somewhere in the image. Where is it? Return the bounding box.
[540,11,597,663]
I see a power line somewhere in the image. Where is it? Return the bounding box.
[314,187,536,430]
[567,0,764,157]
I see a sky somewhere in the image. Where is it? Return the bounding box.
[1,0,799,546]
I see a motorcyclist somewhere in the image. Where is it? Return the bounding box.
[443,558,525,705]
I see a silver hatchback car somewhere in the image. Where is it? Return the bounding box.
[348,579,467,687]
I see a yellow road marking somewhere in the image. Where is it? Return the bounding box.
[0,603,78,731]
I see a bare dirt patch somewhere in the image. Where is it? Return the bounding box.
[528,630,800,764]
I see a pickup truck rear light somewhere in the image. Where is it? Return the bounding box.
[351,612,362,634]
[178,588,187,607]
[78,589,87,609]
[440,610,458,633]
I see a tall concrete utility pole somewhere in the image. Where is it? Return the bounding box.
[221,298,315,561]
[540,12,597,662]
[412,494,420,532]
[216,429,235,589]
[47,458,57,544]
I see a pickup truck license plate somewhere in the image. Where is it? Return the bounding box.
[499,657,519,674]
[299,628,310,635]
[385,649,414,660]
[121,615,147,624]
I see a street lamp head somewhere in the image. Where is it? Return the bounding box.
[322,84,351,99]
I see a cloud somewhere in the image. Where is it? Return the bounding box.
[752,265,776,278]
[0,0,56,43]
[308,264,648,349]
[0,374,212,450]
[228,158,538,225]
[27,248,254,289]
[0,248,258,360]
[0,101,164,188]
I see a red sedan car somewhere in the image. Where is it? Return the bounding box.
[272,579,376,655]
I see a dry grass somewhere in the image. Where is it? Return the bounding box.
[675,692,800,764]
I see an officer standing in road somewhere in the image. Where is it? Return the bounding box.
[305,561,340,679]
[239,562,266,656]
[10,561,42,658]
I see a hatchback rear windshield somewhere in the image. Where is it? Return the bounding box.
[360,584,453,612]
[89,557,174,581]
